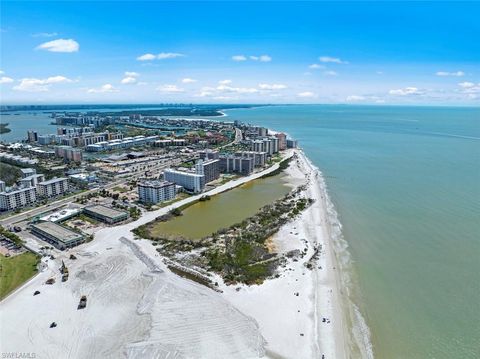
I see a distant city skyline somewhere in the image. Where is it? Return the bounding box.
[0,1,479,105]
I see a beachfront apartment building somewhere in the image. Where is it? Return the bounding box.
[219,155,254,175]
[287,139,298,148]
[275,133,287,150]
[37,178,69,198]
[138,180,176,204]
[235,151,267,167]
[195,159,220,183]
[250,137,279,155]
[0,186,37,211]
[164,169,205,193]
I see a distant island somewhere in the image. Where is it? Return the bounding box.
[0,104,266,117]
[0,123,11,134]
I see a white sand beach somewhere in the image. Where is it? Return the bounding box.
[0,149,350,358]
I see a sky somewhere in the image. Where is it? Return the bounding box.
[0,1,479,105]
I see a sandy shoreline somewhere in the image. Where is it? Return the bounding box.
[0,149,352,358]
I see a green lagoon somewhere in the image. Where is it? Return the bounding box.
[150,174,291,240]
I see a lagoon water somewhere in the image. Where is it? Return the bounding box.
[1,105,479,358]
[150,173,290,240]
[225,105,480,359]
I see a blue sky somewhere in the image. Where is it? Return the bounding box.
[1,1,479,105]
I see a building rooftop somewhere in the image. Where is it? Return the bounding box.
[38,177,68,185]
[139,180,174,188]
[32,222,83,244]
[39,208,82,223]
[84,205,128,219]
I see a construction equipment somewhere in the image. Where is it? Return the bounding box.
[60,260,69,282]
[77,295,87,309]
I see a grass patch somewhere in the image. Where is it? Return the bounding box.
[0,252,40,299]
[112,186,129,193]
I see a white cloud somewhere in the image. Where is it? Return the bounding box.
[436,71,465,77]
[157,84,184,93]
[0,70,4,75]
[389,87,423,96]
[232,55,247,61]
[137,53,156,61]
[324,70,338,76]
[0,77,14,84]
[233,55,271,62]
[319,56,348,64]
[217,85,258,94]
[32,32,58,38]
[457,82,480,94]
[36,39,79,53]
[87,84,119,93]
[121,77,137,84]
[218,79,232,85]
[157,52,184,60]
[13,76,73,92]
[376,71,384,75]
[121,71,140,84]
[137,52,184,61]
[458,81,475,89]
[346,95,366,101]
[309,64,325,69]
[182,78,197,84]
[258,83,287,90]
[297,91,316,98]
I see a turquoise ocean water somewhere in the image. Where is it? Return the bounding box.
[1,105,479,358]
[225,105,480,359]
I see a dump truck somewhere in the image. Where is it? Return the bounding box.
[78,295,87,309]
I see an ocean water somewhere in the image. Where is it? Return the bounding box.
[225,105,480,359]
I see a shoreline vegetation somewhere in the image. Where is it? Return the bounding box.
[134,178,314,284]
[0,123,11,134]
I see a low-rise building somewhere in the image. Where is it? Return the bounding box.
[164,169,205,193]
[84,205,129,224]
[37,177,69,198]
[31,221,85,250]
[138,180,176,204]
